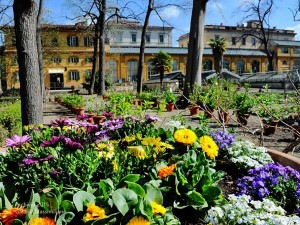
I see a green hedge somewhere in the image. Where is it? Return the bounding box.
[0,100,22,145]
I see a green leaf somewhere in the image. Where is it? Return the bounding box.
[116,174,140,189]
[12,219,23,225]
[26,191,40,221]
[61,200,75,212]
[186,190,208,209]
[0,189,12,209]
[40,192,59,211]
[116,189,138,207]
[91,213,118,225]
[126,182,145,197]
[145,188,163,205]
[201,185,222,202]
[112,191,129,216]
[73,191,95,212]
[56,212,75,225]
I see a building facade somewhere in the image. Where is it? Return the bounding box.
[1,20,300,90]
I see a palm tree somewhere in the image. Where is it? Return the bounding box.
[152,50,173,89]
[209,38,227,75]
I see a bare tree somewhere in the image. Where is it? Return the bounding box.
[183,0,209,100]
[136,0,153,94]
[289,0,300,21]
[37,0,45,101]
[13,0,43,125]
[239,0,275,71]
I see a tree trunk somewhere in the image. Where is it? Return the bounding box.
[13,0,43,126]
[137,0,153,94]
[184,0,208,99]
[214,50,223,75]
[98,0,106,96]
[37,0,44,102]
[89,21,99,95]
[159,68,164,89]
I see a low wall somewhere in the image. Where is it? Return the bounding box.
[268,149,300,171]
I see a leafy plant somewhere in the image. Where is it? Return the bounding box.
[163,91,176,104]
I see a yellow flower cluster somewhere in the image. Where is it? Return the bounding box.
[126,216,150,225]
[84,202,106,222]
[29,217,56,225]
[150,202,166,215]
[174,129,197,145]
[95,142,115,160]
[199,135,219,159]
[158,164,176,179]
[128,146,147,159]
[142,137,174,154]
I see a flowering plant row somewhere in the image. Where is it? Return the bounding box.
[0,113,299,224]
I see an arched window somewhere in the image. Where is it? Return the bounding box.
[172,59,178,71]
[106,59,118,82]
[236,60,245,74]
[147,59,155,79]
[223,59,230,70]
[203,59,213,71]
[127,59,138,82]
[252,60,260,73]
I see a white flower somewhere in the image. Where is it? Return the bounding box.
[165,120,185,129]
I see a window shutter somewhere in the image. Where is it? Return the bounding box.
[77,72,80,81]
[68,71,71,80]
[75,36,79,46]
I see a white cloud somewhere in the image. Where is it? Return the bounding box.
[159,6,180,20]
[286,24,300,40]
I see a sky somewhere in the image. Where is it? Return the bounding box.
[30,0,300,46]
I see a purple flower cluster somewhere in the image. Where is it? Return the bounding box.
[236,162,300,213]
[102,111,114,118]
[21,154,54,166]
[41,135,83,149]
[5,135,31,148]
[145,114,161,123]
[210,131,236,150]
[100,117,124,131]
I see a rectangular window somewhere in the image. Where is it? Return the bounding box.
[67,36,78,46]
[115,31,123,42]
[131,33,137,42]
[281,48,289,54]
[146,33,151,43]
[68,56,79,63]
[294,48,300,54]
[242,37,246,45]
[69,71,80,81]
[85,56,93,63]
[159,34,164,43]
[84,36,94,46]
[50,57,62,63]
[251,38,256,46]
[52,37,59,46]
[232,37,236,46]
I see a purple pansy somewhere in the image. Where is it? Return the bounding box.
[210,131,236,150]
[102,112,114,117]
[5,135,31,148]
[145,114,161,123]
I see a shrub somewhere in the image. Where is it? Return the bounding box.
[0,100,22,137]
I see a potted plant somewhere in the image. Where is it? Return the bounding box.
[73,96,87,116]
[163,90,176,111]
[233,86,254,126]
[256,104,284,135]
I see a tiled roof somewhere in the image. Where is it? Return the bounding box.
[272,40,300,47]
[109,47,267,56]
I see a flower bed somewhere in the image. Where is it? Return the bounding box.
[0,114,299,225]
